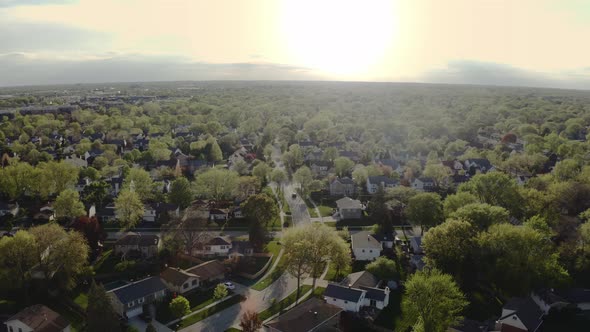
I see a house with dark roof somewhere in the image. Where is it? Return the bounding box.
[310,160,331,177]
[160,267,200,294]
[366,176,399,194]
[324,282,390,313]
[329,177,356,196]
[185,260,227,285]
[107,276,168,318]
[5,304,71,332]
[0,201,19,217]
[351,231,382,261]
[464,158,494,175]
[533,288,590,313]
[265,297,342,332]
[495,297,544,332]
[336,197,362,220]
[411,177,436,191]
[340,271,379,289]
[194,236,232,257]
[113,233,161,259]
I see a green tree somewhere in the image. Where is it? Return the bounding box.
[365,256,399,280]
[168,177,193,209]
[0,161,36,199]
[322,147,339,163]
[334,157,355,177]
[402,269,468,332]
[87,281,121,332]
[29,223,90,290]
[193,168,239,201]
[115,190,144,229]
[423,163,453,187]
[0,231,37,294]
[293,166,315,197]
[450,203,509,230]
[406,192,444,235]
[477,224,569,295]
[208,139,223,163]
[553,159,581,181]
[145,324,156,332]
[422,219,477,279]
[54,189,86,221]
[82,181,110,207]
[124,168,154,201]
[524,215,554,239]
[214,283,229,300]
[169,296,190,319]
[38,160,80,196]
[458,171,523,217]
[252,162,271,183]
[242,194,278,250]
[443,192,478,218]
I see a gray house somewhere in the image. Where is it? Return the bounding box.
[336,197,362,219]
[329,177,356,196]
[107,276,168,318]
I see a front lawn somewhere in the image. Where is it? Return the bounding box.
[258,285,313,321]
[317,205,334,217]
[251,241,285,291]
[72,292,88,310]
[157,288,232,323]
[176,294,246,329]
[325,262,352,282]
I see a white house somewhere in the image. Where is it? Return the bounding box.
[324,284,366,312]
[495,297,544,332]
[195,236,232,257]
[366,176,399,194]
[160,267,200,294]
[5,304,71,332]
[143,204,157,222]
[323,283,390,312]
[351,231,382,261]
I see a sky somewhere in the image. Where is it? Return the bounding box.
[1,0,589,89]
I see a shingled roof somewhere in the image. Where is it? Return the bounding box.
[186,260,226,281]
[160,267,198,287]
[324,284,364,302]
[265,298,342,332]
[109,276,167,304]
[6,304,70,332]
[115,233,159,247]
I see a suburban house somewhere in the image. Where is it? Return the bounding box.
[340,271,379,289]
[336,197,363,220]
[464,158,494,175]
[371,231,398,249]
[329,177,357,196]
[411,177,436,191]
[441,160,464,174]
[143,204,157,222]
[160,267,200,294]
[184,260,227,286]
[228,240,254,258]
[107,276,168,318]
[494,297,544,332]
[533,288,590,313]
[410,236,423,254]
[5,304,71,332]
[97,203,117,223]
[324,283,390,312]
[113,233,161,259]
[194,236,232,257]
[75,177,92,193]
[366,176,399,194]
[351,231,382,261]
[0,201,19,217]
[209,208,229,221]
[310,161,331,177]
[265,298,342,332]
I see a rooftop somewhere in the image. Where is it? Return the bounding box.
[351,231,382,250]
[265,297,342,332]
[324,284,364,303]
[6,304,70,332]
[109,276,167,304]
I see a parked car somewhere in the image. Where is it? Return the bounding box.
[291,193,297,199]
[224,281,235,290]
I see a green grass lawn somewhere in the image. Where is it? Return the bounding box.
[325,262,352,282]
[251,241,285,291]
[72,292,88,310]
[324,221,337,228]
[373,290,403,330]
[258,285,313,321]
[176,294,246,329]
[92,249,118,274]
[317,205,334,217]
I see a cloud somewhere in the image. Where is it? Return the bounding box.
[0,54,325,86]
[421,60,590,90]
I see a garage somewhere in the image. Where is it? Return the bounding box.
[126,306,143,318]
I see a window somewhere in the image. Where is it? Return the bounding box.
[362,249,365,252]
[344,301,348,304]
[138,298,145,304]
[369,250,373,253]
[9,327,13,332]
[128,301,134,307]
[183,283,188,289]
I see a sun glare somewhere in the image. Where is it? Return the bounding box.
[280,0,397,78]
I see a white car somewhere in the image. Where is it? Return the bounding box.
[224,282,235,290]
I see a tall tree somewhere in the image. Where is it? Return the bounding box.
[334,157,355,177]
[82,181,110,207]
[123,168,154,201]
[365,256,400,280]
[193,168,239,201]
[252,162,271,184]
[443,192,478,218]
[169,296,190,319]
[240,310,262,332]
[450,203,509,230]
[293,166,315,197]
[87,281,121,332]
[54,189,86,221]
[402,269,468,332]
[458,171,523,217]
[115,190,144,230]
[168,177,193,209]
[208,139,223,163]
[406,192,444,235]
[0,161,36,199]
[242,194,278,250]
[0,231,37,296]
[37,160,80,197]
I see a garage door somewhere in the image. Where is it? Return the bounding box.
[126,306,143,318]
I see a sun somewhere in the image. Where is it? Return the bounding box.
[280,0,397,78]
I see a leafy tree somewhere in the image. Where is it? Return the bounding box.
[553,159,581,181]
[282,144,304,170]
[168,177,193,209]
[29,223,90,290]
[293,166,315,197]
[524,215,554,239]
[208,139,223,163]
[54,189,86,221]
[450,203,509,230]
[365,256,399,280]
[233,159,250,175]
[82,181,110,207]
[242,194,278,250]
[322,147,339,163]
[477,224,569,295]
[240,310,262,332]
[406,192,444,235]
[0,231,37,294]
[283,229,313,304]
[401,269,468,332]
[214,283,228,299]
[235,176,261,200]
[422,219,477,280]
[37,160,80,196]
[115,190,144,229]
[92,156,109,170]
[252,162,271,183]
[423,163,453,187]
[458,172,523,217]
[87,281,121,332]
[193,168,239,201]
[270,168,287,186]
[368,187,393,234]
[123,168,154,201]
[169,296,190,319]
[0,161,36,199]
[443,192,478,218]
[145,324,156,332]
[334,157,354,177]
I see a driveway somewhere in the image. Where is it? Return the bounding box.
[129,317,173,332]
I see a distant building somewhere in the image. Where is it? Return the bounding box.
[366,176,399,194]
[5,304,71,332]
[335,197,362,220]
[329,177,357,196]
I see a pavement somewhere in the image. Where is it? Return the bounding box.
[130,316,173,332]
